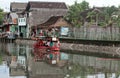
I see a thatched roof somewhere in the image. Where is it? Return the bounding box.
[39,16,62,26]
[10,2,27,12]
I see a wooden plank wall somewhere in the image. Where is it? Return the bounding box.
[70,26,120,41]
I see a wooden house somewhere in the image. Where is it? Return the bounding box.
[10,2,27,37]
[2,2,27,36]
[24,1,68,36]
[35,16,71,37]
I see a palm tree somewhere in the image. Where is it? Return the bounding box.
[65,1,89,27]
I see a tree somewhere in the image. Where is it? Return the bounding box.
[87,11,96,23]
[65,1,89,27]
[0,8,4,25]
[102,6,118,26]
[101,6,118,40]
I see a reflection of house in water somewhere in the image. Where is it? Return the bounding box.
[17,45,26,69]
[29,60,66,78]
[9,56,26,76]
[6,43,16,55]
[0,61,10,78]
[28,53,69,78]
[17,56,26,69]
[9,44,26,76]
[8,43,69,78]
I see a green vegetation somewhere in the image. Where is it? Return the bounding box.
[68,63,95,78]
[0,48,3,64]
[65,1,89,27]
[0,8,4,25]
[65,1,120,27]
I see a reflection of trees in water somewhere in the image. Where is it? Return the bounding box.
[67,53,120,78]
[68,63,94,78]
[0,54,2,64]
[0,42,6,54]
[1,43,17,56]
[115,61,120,78]
[68,63,120,78]
[0,42,7,64]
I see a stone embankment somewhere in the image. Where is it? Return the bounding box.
[15,38,120,57]
[15,38,36,45]
[60,43,120,56]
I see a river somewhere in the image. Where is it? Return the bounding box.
[0,42,120,78]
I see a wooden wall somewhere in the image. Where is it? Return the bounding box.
[70,26,120,41]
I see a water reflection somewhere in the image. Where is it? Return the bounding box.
[0,43,68,78]
[0,61,9,78]
[0,42,120,78]
[66,53,120,78]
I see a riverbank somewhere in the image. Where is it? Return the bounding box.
[15,38,36,45]
[13,38,120,58]
[0,37,120,58]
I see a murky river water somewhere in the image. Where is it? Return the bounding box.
[0,42,120,78]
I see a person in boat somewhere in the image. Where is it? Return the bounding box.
[47,37,60,51]
[37,38,44,46]
[45,37,56,47]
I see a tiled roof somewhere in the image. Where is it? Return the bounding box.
[28,1,68,9]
